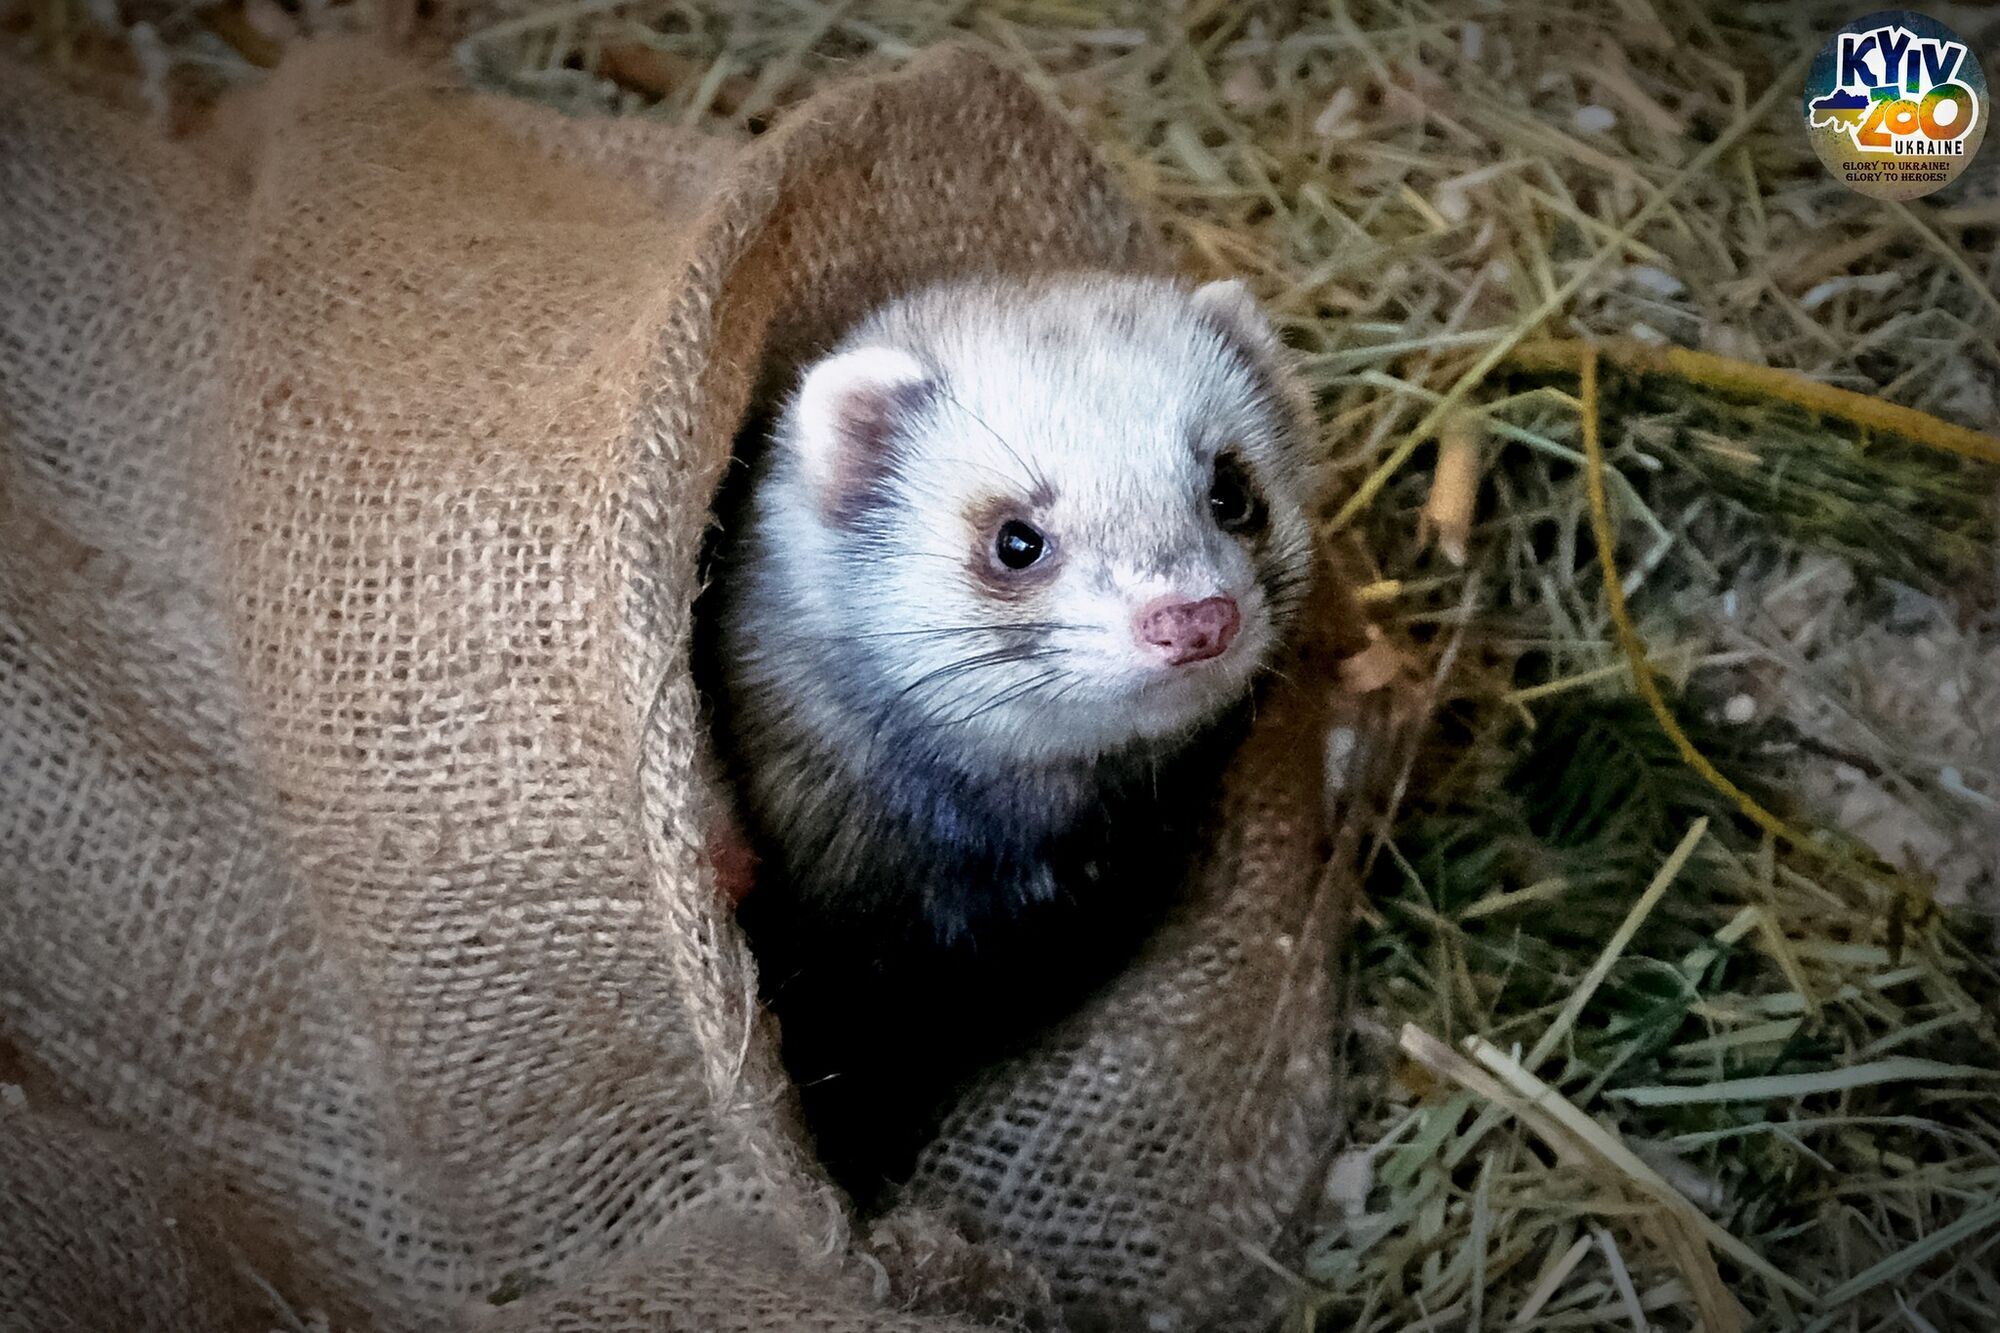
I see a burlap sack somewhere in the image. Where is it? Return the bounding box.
[0,39,1386,1332]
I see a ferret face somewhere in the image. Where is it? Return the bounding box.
[747,275,1316,767]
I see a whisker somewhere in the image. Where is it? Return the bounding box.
[894,646,1071,704]
[772,623,1085,660]
[924,667,1070,730]
[937,386,1057,500]
[1039,673,1094,713]
[838,621,1084,642]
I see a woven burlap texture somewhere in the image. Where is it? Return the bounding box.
[0,39,1374,1333]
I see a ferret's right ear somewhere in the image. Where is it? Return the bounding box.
[1192,278,1282,356]
[790,347,935,524]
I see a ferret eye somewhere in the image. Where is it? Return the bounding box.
[1209,451,1267,536]
[995,519,1047,570]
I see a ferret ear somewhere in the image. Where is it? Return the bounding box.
[1192,278,1281,355]
[790,346,936,523]
[1195,278,1315,464]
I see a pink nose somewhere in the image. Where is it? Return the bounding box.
[1135,595,1241,666]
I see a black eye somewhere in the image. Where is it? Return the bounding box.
[995,519,1047,570]
[1209,451,1267,535]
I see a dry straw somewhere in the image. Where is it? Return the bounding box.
[11,0,2000,1328]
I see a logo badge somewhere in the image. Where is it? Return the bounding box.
[1805,10,1986,200]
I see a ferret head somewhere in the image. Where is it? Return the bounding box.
[743,274,1316,767]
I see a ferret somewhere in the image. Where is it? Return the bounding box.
[698,273,1317,1201]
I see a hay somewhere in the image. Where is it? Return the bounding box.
[9,0,2000,1328]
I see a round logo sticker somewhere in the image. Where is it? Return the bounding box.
[1804,10,1986,200]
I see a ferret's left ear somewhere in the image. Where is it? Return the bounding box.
[1193,278,1282,355]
